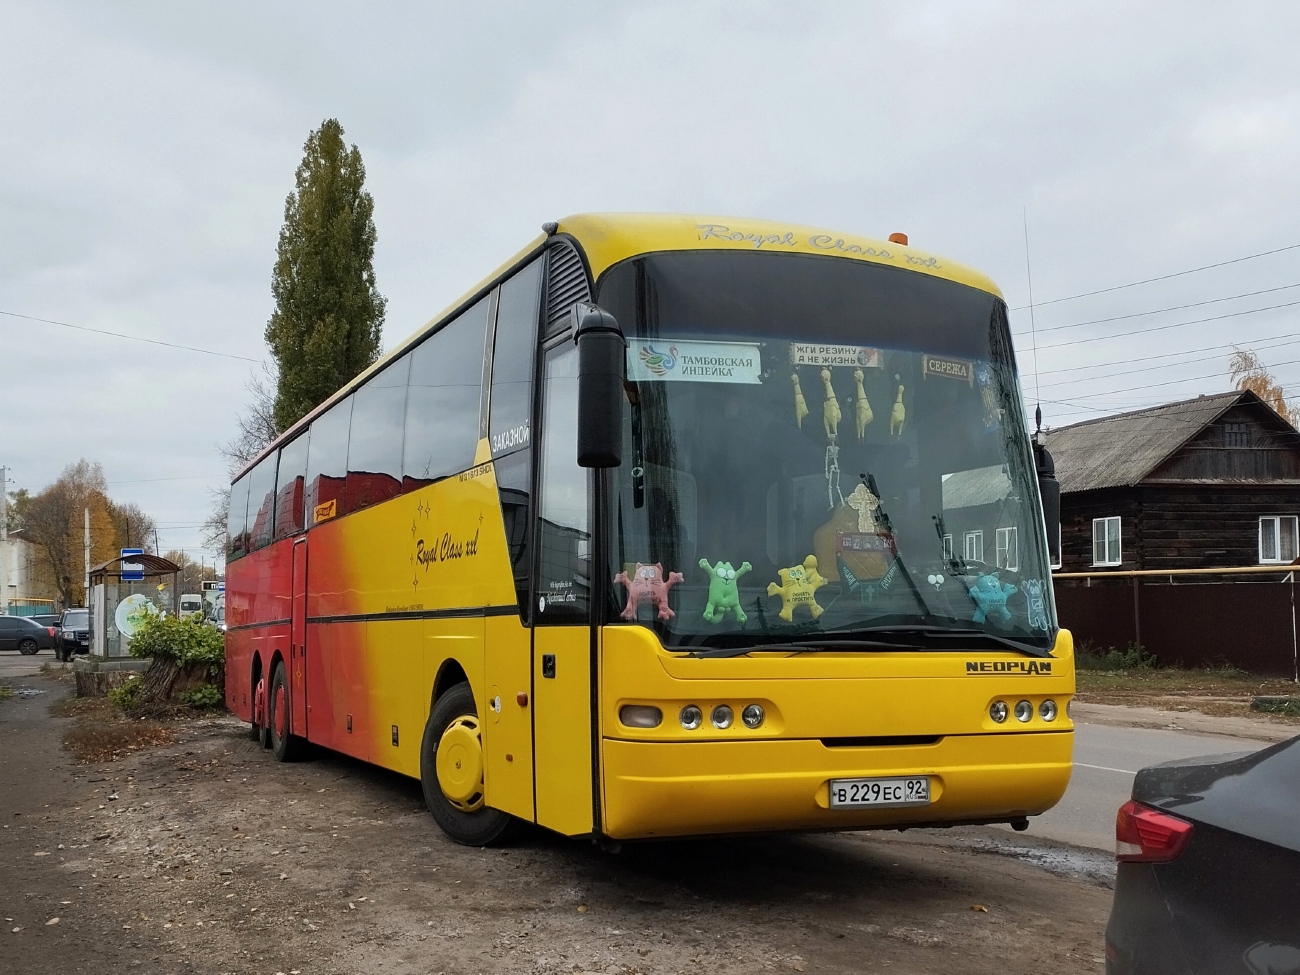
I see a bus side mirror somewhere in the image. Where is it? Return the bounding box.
[1034,439,1061,566]
[573,302,625,469]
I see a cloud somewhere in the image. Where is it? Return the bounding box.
[3,0,1300,556]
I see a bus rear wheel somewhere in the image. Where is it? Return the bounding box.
[268,661,308,762]
[420,682,516,846]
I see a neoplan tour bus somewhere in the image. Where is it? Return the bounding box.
[225,214,1073,845]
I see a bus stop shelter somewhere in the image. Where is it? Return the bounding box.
[88,553,181,656]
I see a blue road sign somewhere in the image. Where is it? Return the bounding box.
[121,548,144,582]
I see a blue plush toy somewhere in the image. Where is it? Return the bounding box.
[967,572,1017,624]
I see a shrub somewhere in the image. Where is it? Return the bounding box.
[1076,641,1156,671]
[179,683,223,709]
[107,674,144,710]
[127,614,224,666]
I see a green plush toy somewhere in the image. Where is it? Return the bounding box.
[699,558,752,623]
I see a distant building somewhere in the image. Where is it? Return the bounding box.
[1047,390,1300,572]
[2,528,59,612]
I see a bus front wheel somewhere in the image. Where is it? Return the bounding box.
[420,682,516,846]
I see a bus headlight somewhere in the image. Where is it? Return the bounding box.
[679,705,703,730]
[1014,700,1033,723]
[711,705,734,729]
[1039,699,1058,722]
[741,704,765,729]
[990,700,1008,723]
[619,704,663,729]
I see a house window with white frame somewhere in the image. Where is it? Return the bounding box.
[996,526,1019,571]
[1259,515,1299,564]
[942,534,953,560]
[964,530,984,563]
[1092,516,1122,567]
[1050,525,1062,571]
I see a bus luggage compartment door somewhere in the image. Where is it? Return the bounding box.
[532,626,594,836]
[290,537,308,736]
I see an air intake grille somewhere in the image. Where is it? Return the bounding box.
[544,240,590,335]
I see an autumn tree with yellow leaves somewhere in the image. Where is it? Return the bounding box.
[14,460,157,608]
[1229,349,1299,427]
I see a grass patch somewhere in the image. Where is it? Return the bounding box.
[1075,642,1156,671]
[1252,697,1300,717]
[0,684,12,702]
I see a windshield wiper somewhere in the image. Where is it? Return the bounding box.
[848,625,1052,658]
[689,627,1052,659]
[691,639,920,659]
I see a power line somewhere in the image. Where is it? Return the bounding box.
[1012,281,1300,335]
[1009,241,1300,310]
[1034,332,1300,378]
[106,475,216,485]
[1035,299,1300,351]
[0,309,261,363]
[1062,358,1300,401]
[1041,341,1300,390]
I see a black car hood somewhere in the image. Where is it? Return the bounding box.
[1132,735,1300,854]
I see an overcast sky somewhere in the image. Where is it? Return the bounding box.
[3,1,1299,563]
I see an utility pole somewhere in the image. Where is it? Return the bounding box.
[0,466,9,616]
[83,507,91,608]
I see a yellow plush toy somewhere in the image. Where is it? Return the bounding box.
[767,555,827,622]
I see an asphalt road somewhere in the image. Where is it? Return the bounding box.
[0,647,53,679]
[0,648,1276,855]
[1027,719,1268,852]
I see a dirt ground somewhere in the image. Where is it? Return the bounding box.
[1076,668,1300,726]
[1,673,1113,975]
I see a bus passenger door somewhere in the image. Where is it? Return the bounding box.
[531,342,595,836]
[290,537,309,735]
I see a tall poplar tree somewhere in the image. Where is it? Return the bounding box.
[265,119,386,431]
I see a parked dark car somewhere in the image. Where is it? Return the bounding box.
[1104,735,1300,973]
[57,608,91,660]
[31,614,62,630]
[0,615,59,654]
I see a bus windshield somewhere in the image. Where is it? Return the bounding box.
[596,249,1056,652]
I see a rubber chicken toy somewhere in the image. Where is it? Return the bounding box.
[853,368,873,441]
[890,384,906,436]
[821,368,841,440]
[791,373,809,429]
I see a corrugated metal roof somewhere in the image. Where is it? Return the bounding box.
[942,465,1012,508]
[1046,391,1247,493]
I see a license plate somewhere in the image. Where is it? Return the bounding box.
[828,776,930,809]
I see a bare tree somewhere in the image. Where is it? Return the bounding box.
[1229,348,1299,426]
[205,365,280,557]
[163,550,218,594]
[109,500,157,553]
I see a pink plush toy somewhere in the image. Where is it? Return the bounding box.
[614,562,684,621]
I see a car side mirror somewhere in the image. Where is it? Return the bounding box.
[1034,439,1061,567]
[572,302,626,469]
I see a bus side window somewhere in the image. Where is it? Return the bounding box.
[403,295,490,489]
[304,397,353,525]
[346,355,409,514]
[488,257,544,617]
[227,476,251,561]
[535,342,589,621]
[488,258,544,459]
[246,451,279,552]
[274,433,309,540]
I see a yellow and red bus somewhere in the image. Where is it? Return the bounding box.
[225,214,1074,845]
